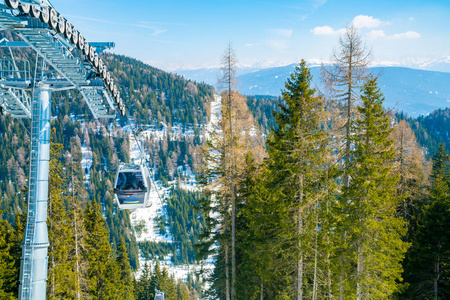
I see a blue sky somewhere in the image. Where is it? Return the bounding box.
[50,0,450,72]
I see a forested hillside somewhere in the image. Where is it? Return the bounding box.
[0,40,214,298]
[398,108,450,158]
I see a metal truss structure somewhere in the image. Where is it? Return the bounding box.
[0,0,126,298]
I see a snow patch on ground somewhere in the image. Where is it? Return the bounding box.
[129,94,222,285]
[80,144,92,183]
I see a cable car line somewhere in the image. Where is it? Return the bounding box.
[114,95,165,209]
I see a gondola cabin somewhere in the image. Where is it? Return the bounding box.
[114,163,151,209]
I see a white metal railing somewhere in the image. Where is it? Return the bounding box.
[0,58,31,81]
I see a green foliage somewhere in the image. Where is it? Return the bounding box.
[0,211,17,300]
[401,144,450,299]
[167,187,205,265]
[399,107,450,158]
[103,54,214,126]
[83,200,120,299]
[139,241,173,261]
[0,114,29,224]
[116,236,135,300]
[337,76,409,298]
[245,95,281,133]
[135,261,193,300]
[47,142,77,299]
[264,60,331,297]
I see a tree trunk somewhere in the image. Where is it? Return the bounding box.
[344,56,353,188]
[298,172,303,300]
[225,243,230,300]
[434,249,440,300]
[72,165,81,300]
[312,200,319,300]
[339,260,344,300]
[226,45,237,300]
[341,46,353,300]
[260,279,264,300]
[356,245,363,300]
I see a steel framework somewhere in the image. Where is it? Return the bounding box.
[0,1,124,299]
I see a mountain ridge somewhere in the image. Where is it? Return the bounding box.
[176,64,450,117]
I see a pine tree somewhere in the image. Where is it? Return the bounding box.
[83,200,119,299]
[256,60,331,298]
[234,153,265,299]
[402,144,450,299]
[338,76,409,298]
[116,235,135,300]
[429,144,450,202]
[8,211,25,299]
[0,211,16,300]
[47,142,77,299]
[136,261,153,300]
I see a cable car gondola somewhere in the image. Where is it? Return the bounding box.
[113,163,151,209]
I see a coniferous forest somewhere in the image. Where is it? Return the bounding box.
[196,28,450,300]
[0,22,449,300]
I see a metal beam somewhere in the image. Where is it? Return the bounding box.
[19,85,51,300]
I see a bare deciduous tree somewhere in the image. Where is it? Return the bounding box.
[322,23,372,188]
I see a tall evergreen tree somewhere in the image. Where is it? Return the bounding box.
[337,76,408,298]
[47,142,77,299]
[256,60,331,298]
[136,261,153,300]
[402,144,450,299]
[0,211,16,300]
[116,235,135,300]
[83,200,120,299]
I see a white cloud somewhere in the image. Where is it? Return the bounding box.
[311,25,345,35]
[388,31,421,39]
[351,15,382,29]
[409,17,415,21]
[268,28,294,38]
[366,30,386,39]
[366,29,420,40]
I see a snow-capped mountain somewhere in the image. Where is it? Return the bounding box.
[177,64,450,117]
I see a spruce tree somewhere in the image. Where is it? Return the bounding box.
[0,212,16,300]
[137,261,153,300]
[116,235,135,300]
[259,60,330,298]
[47,142,77,299]
[83,200,119,299]
[402,144,450,299]
[338,76,409,298]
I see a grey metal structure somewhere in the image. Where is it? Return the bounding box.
[154,289,166,300]
[0,0,126,299]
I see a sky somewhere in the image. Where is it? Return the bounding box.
[50,0,450,72]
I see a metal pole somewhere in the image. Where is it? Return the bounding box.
[19,84,51,300]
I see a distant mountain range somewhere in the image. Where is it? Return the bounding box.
[175,65,450,117]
